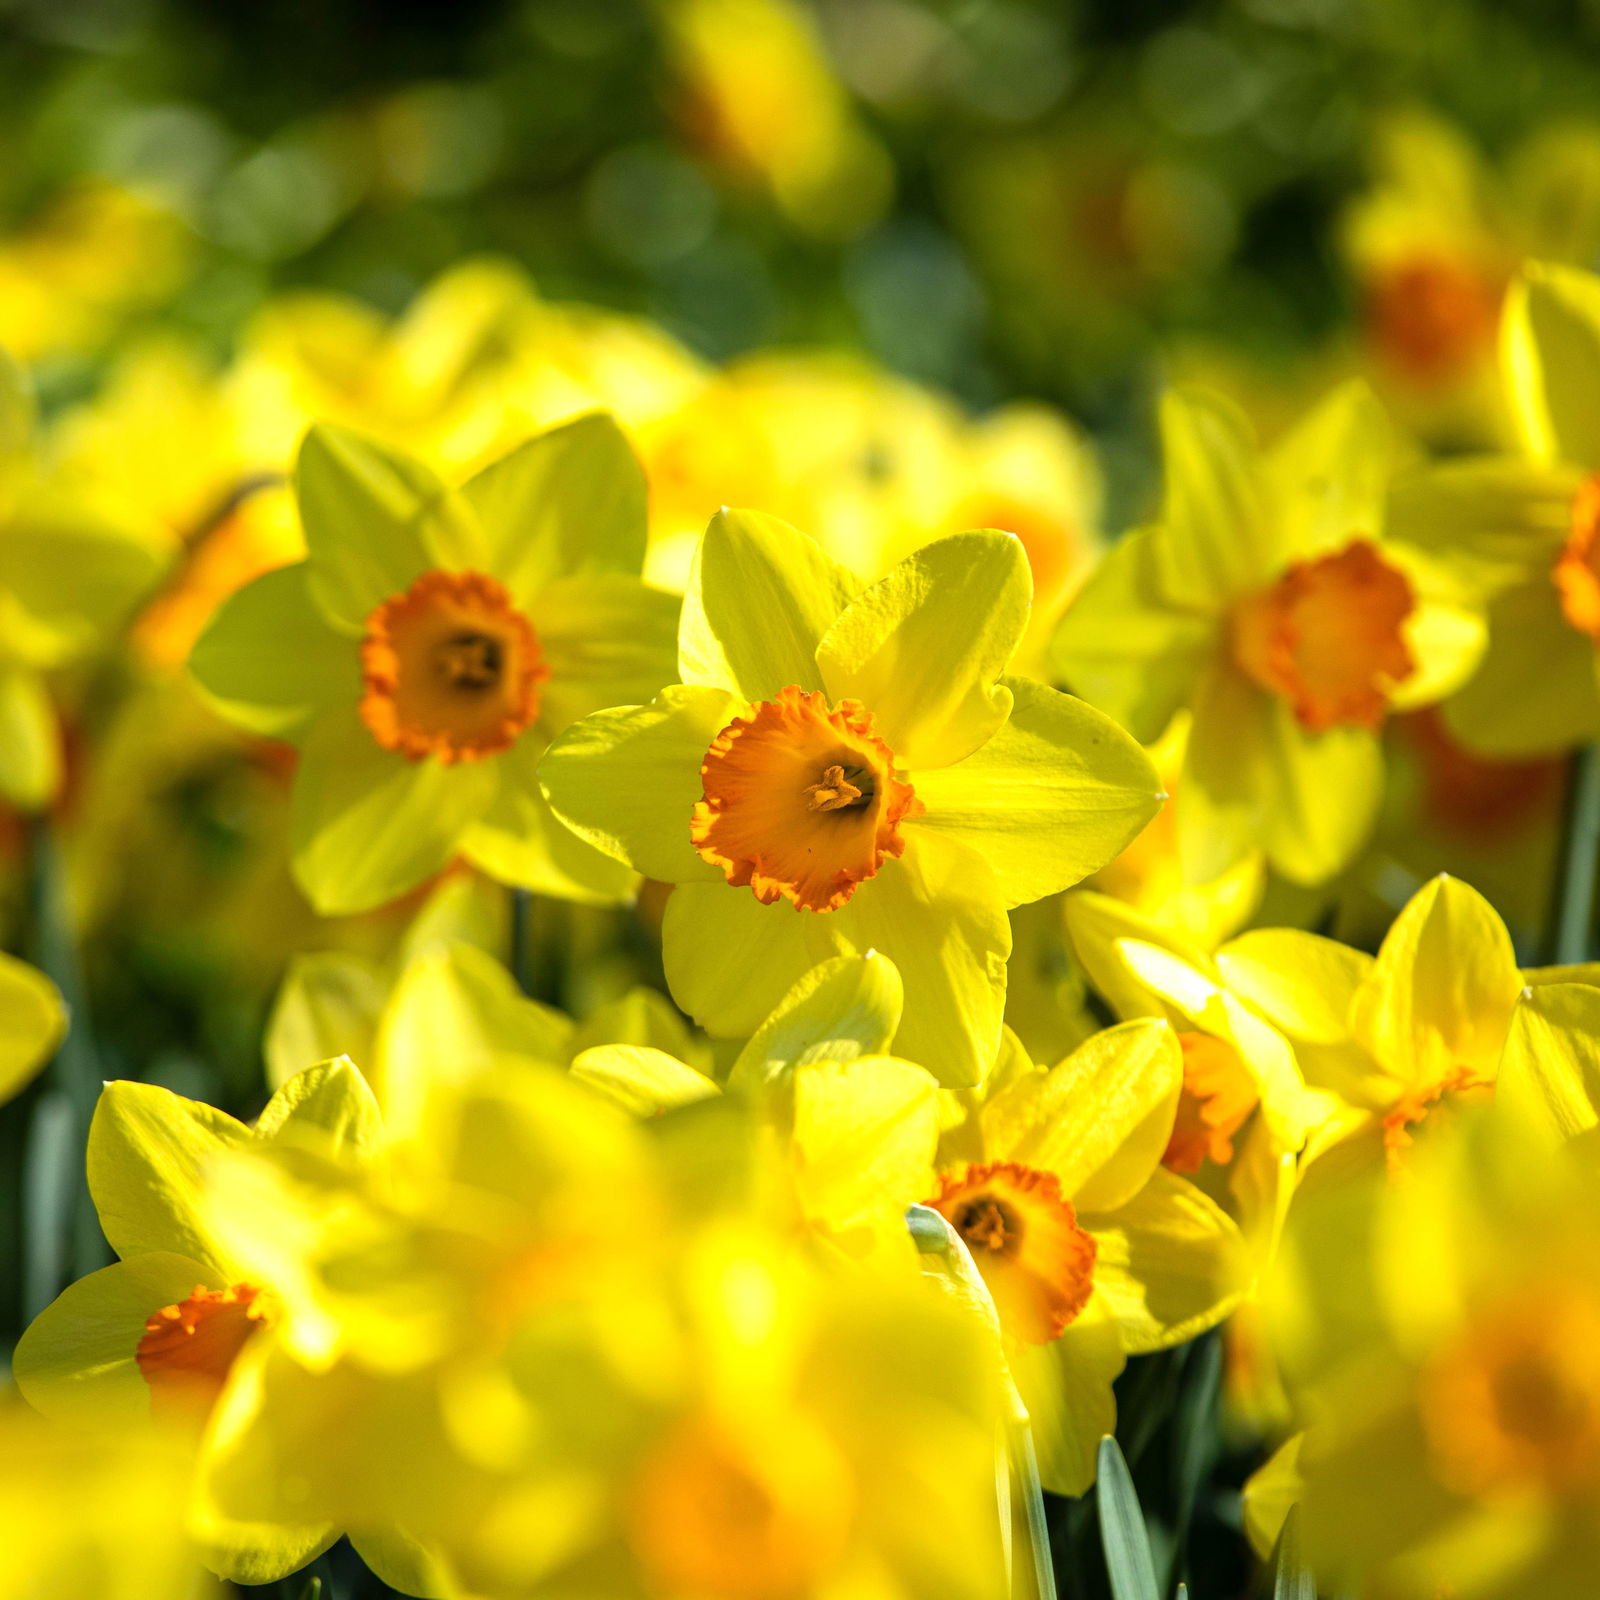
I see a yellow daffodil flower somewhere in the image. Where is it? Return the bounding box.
[189,416,678,913]
[1396,260,1600,756]
[541,510,1162,1085]
[0,349,170,809]
[930,1018,1249,1493]
[0,1402,214,1599]
[11,1060,435,1589]
[193,1057,1007,1599]
[1053,380,1485,885]
[1272,1107,1600,1598]
[0,947,65,1105]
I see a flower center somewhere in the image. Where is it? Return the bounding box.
[1422,1286,1600,1496]
[628,1416,852,1600]
[1363,255,1501,382]
[927,1161,1097,1344]
[1162,1032,1259,1174]
[1381,1067,1493,1171]
[690,685,923,914]
[1231,541,1417,732]
[1554,476,1600,640]
[135,1283,268,1418]
[358,569,548,763]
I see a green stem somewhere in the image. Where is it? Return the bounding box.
[1550,742,1600,965]
[508,886,533,996]
[1008,1417,1060,1600]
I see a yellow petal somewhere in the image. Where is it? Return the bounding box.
[1503,260,1600,469]
[570,1044,719,1116]
[1495,982,1600,1145]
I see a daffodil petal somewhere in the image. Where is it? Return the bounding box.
[1177,662,1273,884]
[1216,929,1372,1044]
[981,1018,1181,1212]
[0,949,64,1103]
[296,424,468,630]
[462,736,636,905]
[1259,706,1384,887]
[729,951,905,1089]
[290,704,495,916]
[1349,875,1521,1086]
[265,952,388,1091]
[187,562,356,740]
[1015,1295,1125,1497]
[1083,1167,1249,1353]
[463,412,647,602]
[348,1528,458,1600]
[570,1044,720,1116]
[814,531,1027,770]
[679,509,858,699]
[1442,579,1600,757]
[914,676,1163,907]
[1266,379,1393,561]
[1503,261,1600,469]
[1496,982,1600,1145]
[13,1251,224,1425]
[527,572,680,738]
[827,831,1012,1088]
[539,684,742,883]
[256,1056,382,1160]
[0,664,59,810]
[1048,527,1218,744]
[88,1081,250,1272]
[1062,890,1207,1021]
[662,880,847,1040]
[1156,387,1271,608]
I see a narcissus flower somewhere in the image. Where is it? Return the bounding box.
[189,414,678,913]
[0,948,65,1105]
[1053,381,1484,884]
[11,1060,436,1589]
[0,348,170,809]
[1273,1106,1600,1598]
[1394,261,1600,756]
[542,510,1162,1085]
[932,1019,1248,1492]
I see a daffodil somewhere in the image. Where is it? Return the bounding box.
[189,415,678,913]
[1394,261,1600,756]
[0,348,170,809]
[1053,380,1485,885]
[0,948,65,1105]
[191,1050,1007,1599]
[928,1018,1249,1493]
[542,510,1161,1085]
[11,1060,441,1589]
[1273,1104,1600,1598]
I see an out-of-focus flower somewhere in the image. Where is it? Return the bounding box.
[0,349,171,809]
[1267,1105,1600,1597]
[189,416,678,912]
[0,182,191,364]
[193,1057,1008,1599]
[643,354,1103,667]
[0,948,65,1105]
[1054,381,1485,884]
[932,1018,1248,1492]
[1341,111,1600,443]
[542,510,1161,1085]
[659,0,893,239]
[11,1060,430,1588]
[1396,261,1600,757]
[0,1401,213,1599]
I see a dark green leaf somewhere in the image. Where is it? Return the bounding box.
[1271,1504,1315,1600]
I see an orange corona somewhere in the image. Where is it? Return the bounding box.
[691,685,923,913]
[1162,1032,1259,1174]
[1555,475,1600,640]
[926,1161,1097,1344]
[135,1282,268,1417]
[358,569,547,763]
[1232,541,1417,732]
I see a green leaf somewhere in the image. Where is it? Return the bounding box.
[1097,1435,1159,1600]
[1271,1505,1315,1600]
